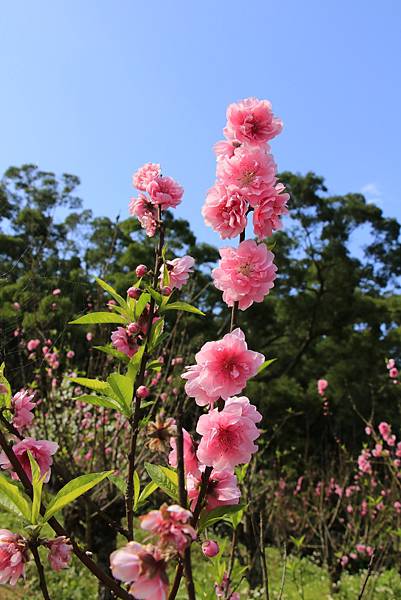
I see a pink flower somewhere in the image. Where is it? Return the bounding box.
[357,449,372,474]
[169,429,200,476]
[182,328,263,406]
[160,256,195,290]
[26,339,41,352]
[147,176,184,210]
[0,438,58,482]
[133,163,161,191]
[224,97,283,145]
[212,240,277,310]
[129,194,158,237]
[365,426,372,435]
[86,332,93,342]
[110,542,168,600]
[253,183,289,239]
[389,367,399,379]
[340,555,349,568]
[216,145,276,206]
[0,529,28,585]
[140,504,196,555]
[214,140,241,161]
[378,422,391,440]
[202,540,219,557]
[187,469,241,511]
[394,501,401,513]
[52,288,61,296]
[47,537,72,571]
[196,399,261,470]
[111,327,138,358]
[317,379,328,396]
[11,390,36,431]
[202,184,248,239]
[137,386,150,399]
[66,350,75,359]
[387,358,395,370]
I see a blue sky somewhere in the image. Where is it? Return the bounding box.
[1,0,400,247]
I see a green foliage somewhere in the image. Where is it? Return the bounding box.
[0,472,32,521]
[43,471,112,522]
[144,463,179,502]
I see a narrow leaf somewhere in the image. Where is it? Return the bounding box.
[162,301,204,316]
[127,345,145,384]
[69,377,109,392]
[144,285,163,305]
[72,394,121,410]
[134,293,151,320]
[28,452,44,525]
[0,363,12,409]
[95,277,127,309]
[0,473,32,521]
[69,312,127,325]
[257,358,277,375]
[144,463,179,501]
[107,373,133,413]
[93,345,130,363]
[44,471,112,522]
[198,504,245,532]
[133,471,140,510]
[137,481,158,506]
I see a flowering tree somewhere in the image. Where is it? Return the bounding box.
[0,97,289,599]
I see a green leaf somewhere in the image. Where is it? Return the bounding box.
[144,463,179,501]
[0,473,32,521]
[137,481,158,507]
[69,312,127,325]
[93,345,130,363]
[107,373,133,414]
[257,358,277,375]
[72,394,121,410]
[69,377,109,392]
[198,504,245,532]
[95,277,127,309]
[127,345,145,384]
[0,363,12,409]
[133,471,140,510]
[148,318,165,352]
[44,471,112,522]
[146,359,162,371]
[144,285,163,305]
[134,293,151,320]
[162,301,205,316]
[109,474,126,495]
[28,452,45,525]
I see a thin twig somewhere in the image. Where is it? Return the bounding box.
[31,543,51,600]
[259,511,270,600]
[357,551,376,600]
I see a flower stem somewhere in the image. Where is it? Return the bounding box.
[125,205,164,539]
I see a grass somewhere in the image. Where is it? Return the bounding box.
[1,508,401,599]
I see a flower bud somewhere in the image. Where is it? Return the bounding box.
[127,323,140,335]
[202,540,219,557]
[128,287,141,299]
[160,286,172,296]
[137,385,150,399]
[135,264,148,278]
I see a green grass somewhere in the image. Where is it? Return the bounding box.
[1,508,401,599]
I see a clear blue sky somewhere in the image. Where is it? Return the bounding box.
[1,0,400,246]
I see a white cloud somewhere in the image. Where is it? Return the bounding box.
[360,182,382,206]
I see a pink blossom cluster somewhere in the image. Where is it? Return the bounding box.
[386,358,399,383]
[11,389,36,431]
[140,504,196,555]
[202,97,288,241]
[0,437,58,483]
[129,163,184,237]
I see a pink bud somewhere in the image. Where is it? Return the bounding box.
[52,288,61,296]
[135,264,148,278]
[86,332,93,342]
[66,350,75,359]
[202,540,219,557]
[127,323,140,335]
[160,286,172,296]
[128,287,141,299]
[137,385,150,399]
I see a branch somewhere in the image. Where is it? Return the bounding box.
[31,542,51,600]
